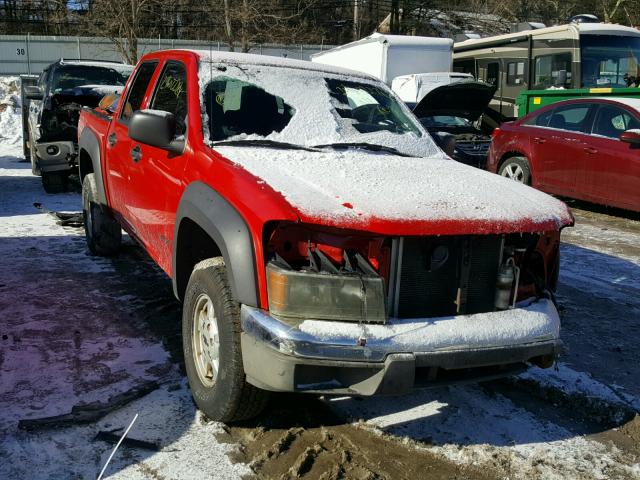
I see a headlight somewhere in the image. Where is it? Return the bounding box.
[266,262,386,323]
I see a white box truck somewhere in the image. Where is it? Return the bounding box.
[311,33,453,86]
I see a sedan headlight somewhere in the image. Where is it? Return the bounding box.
[266,262,386,323]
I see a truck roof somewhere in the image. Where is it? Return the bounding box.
[181,49,379,81]
[311,32,453,58]
[56,59,133,69]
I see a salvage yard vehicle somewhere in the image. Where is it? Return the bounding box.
[78,50,573,422]
[408,80,496,168]
[489,97,640,212]
[21,59,133,193]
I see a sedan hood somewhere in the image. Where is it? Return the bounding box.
[412,81,496,122]
[216,146,573,235]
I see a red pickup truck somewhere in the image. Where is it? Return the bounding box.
[78,49,573,422]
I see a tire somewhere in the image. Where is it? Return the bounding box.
[42,171,69,193]
[183,258,269,423]
[499,156,532,185]
[30,144,41,176]
[82,173,121,255]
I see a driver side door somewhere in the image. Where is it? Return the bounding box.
[126,60,190,272]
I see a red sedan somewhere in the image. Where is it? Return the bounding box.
[488,97,640,212]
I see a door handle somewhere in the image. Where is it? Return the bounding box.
[533,137,546,144]
[130,145,142,162]
[108,133,117,147]
[583,146,598,154]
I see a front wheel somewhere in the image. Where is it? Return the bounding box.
[499,156,531,185]
[183,258,269,423]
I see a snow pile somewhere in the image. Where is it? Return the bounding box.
[0,76,23,153]
[299,298,559,351]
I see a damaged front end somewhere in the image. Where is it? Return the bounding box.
[240,222,563,395]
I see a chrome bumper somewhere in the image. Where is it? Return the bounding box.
[240,298,561,395]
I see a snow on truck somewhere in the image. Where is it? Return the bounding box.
[77,49,573,422]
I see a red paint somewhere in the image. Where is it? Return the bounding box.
[488,98,640,212]
[81,50,573,311]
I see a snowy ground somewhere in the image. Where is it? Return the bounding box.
[1,76,639,479]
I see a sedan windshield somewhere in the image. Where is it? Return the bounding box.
[52,65,133,92]
[580,34,640,87]
[200,62,438,159]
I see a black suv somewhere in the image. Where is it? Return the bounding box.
[21,59,133,192]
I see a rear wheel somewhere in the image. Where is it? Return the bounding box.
[499,156,531,185]
[42,171,69,193]
[82,173,121,255]
[183,258,269,423]
[29,145,41,176]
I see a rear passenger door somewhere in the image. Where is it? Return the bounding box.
[531,103,595,196]
[107,60,158,226]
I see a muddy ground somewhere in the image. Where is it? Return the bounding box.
[1,146,639,479]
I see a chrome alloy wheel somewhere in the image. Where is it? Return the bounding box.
[501,163,525,182]
[192,293,220,387]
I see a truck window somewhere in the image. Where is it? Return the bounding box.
[150,61,188,135]
[533,53,572,89]
[121,61,158,121]
[203,77,294,141]
[506,61,525,86]
[592,105,640,138]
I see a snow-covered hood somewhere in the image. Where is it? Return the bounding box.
[216,146,573,235]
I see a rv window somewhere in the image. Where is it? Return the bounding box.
[486,62,500,87]
[506,61,525,86]
[534,53,572,89]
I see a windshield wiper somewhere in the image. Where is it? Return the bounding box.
[313,142,413,157]
[210,139,317,151]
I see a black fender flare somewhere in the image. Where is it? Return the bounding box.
[78,127,107,204]
[173,181,259,307]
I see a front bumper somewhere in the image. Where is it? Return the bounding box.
[240,298,561,395]
[34,141,77,172]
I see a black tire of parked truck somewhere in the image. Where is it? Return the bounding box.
[42,171,69,194]
[82,173,122,255]
[183,258,269,423]
[29,145,41,176]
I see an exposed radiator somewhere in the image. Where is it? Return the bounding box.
[392,235,502,318]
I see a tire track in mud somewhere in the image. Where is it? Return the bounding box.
[217,395,496,480]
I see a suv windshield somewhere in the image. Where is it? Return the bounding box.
[51,65,133,92]
[201,62,436,158]
[580,34,640,87]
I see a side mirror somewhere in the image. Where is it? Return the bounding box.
[24,85,42,100]
[620,129,640,145]
[128,109,185,154]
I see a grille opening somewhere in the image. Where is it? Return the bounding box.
[395,235,502,318]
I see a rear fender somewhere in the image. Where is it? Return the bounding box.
[78,127,107,204]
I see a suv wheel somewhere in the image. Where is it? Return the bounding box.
[42,171,69,193]
[82,173,121,255]
[30,147,41,176]
[183,258,269,423]
[499,156,531,185]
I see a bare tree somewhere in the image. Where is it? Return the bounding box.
[83,0,161,63]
